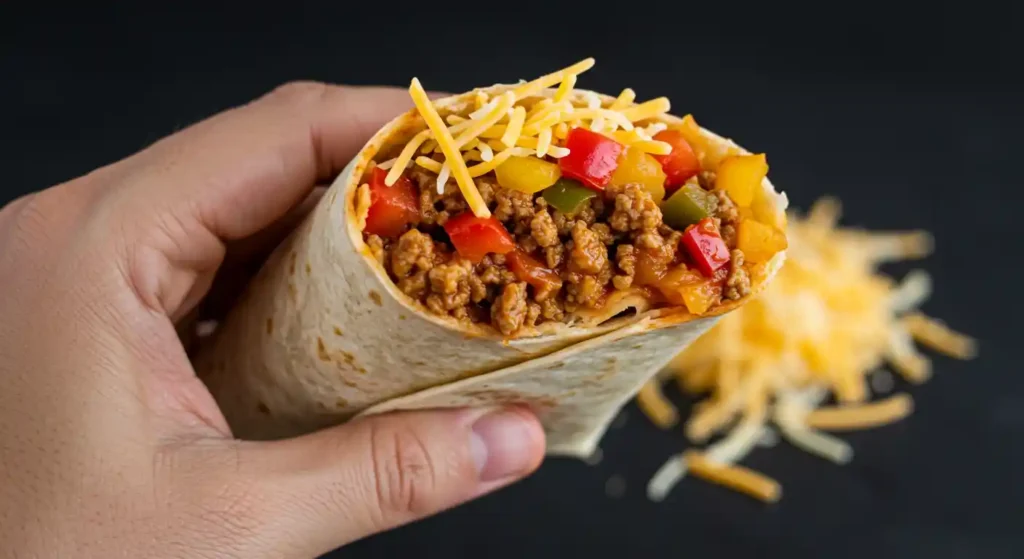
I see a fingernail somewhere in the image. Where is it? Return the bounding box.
[470,409,537,482]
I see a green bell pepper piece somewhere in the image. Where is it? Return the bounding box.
[661,181,715,229]
[542,178,597,215]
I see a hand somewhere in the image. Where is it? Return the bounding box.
[0,82,545,558]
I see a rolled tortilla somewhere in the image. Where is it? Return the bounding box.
[194,76,788,451]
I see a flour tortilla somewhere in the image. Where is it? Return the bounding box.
[193,85,788,447]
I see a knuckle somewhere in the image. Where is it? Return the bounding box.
[368,419,441,518]
[268,80,332,108]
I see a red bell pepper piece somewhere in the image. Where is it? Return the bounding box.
[363,167,420,238]
[507,249,563,293]
[558,127,624,190]
[443,212,516,263]
[680,218,731,277]
[653,129,701,192]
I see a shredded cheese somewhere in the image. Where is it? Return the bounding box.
[435,162,451,194]
[902,312,977,359]
[633,197,977,502]
[501,105,527,148]
[408,78,489,217]
[621,97,671,122]
[512,57,595,101]
[553,74,577,103]
[805,394,914,431]
[384,130,431,186]
[685,452,782,503]
[636,381,678,429]
[535,127,553,157]
[609,88,636,110]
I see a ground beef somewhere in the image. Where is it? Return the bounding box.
[413,169,468,227]
[493,187,534,228]
[367,160,753,335]
[613,244,636,290]
[544,244,564,268]
[492,282,529,335]
[713,189,740,248]
[568,221,608,274]
[724,249,752,300]
[530,211,559,247]
[698,171,716,191]
[367,234,387,265]
[607,183,662,232]
[391,229,434,277]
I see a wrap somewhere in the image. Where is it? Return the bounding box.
[194,76,789,457]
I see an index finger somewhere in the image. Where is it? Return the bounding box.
[112,82,417,243]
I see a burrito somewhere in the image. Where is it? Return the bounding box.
[194,59,790,456]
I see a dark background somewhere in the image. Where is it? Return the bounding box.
[3,2,1021,557]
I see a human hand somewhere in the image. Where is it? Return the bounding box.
[0,83,545,558]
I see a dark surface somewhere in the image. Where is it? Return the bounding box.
[3,2,1021,558]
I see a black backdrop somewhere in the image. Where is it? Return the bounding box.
[3,2,1021,557]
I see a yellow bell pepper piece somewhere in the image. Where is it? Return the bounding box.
[494,156,562,194]
[609,146,667,202]
[678,114,739,170]
[737,217,788,264]
[716,153,768,207]
[656,267,721,315]
[750,185,787,231]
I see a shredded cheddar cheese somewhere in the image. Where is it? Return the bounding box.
[408,78,490,218]
[636,381,678,429]
[805,393,914,431]
[637,198,977,502]
[685,452,782,503]
[384,59,677,219]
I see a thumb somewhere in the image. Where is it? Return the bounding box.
[235,407,545,557]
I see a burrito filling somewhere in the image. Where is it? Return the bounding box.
[358,60,786,336]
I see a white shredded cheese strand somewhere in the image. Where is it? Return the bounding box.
[647,454,688,502]
[478,141,494,162]
[376,157,397,170]
[548,146,570,158]
[435,162,451,195]
[535,128,552,157]
[468,96,501,120]
[890,269,932,313]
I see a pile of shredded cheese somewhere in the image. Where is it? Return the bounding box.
[376,58,676,218]
[638,197,977,503]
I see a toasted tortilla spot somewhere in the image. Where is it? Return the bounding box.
[551,362,566,369]
[266,317,273,335]
[399,314,407,320]
[289,252,297,276]
[316,337,330,361]
[342,351,356,364]
[333,326,343,336]
[335,397,348,408]
[257,402,270,415]
[342,378,358,387]
[305,262,312,276]
[369,290,383,306]
[287,283,297,301]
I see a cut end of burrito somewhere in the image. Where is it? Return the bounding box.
[349,59,788,339]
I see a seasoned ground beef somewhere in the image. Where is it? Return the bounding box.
[369,161,755,335]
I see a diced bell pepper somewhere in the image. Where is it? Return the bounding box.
[715,153,768,207]
[656,266,723,315]
[652,129,701,191]
[736,218,788,264]
[443,212,515,263]
[558,127,624,190]
[680,218,731,277]
[679,114,740,170]
[661,179,716,230]
[495,156,562,194]
[542,178,597,215]
[507,249,563,293]
[363,167,420,238]
[609,146,666,202]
